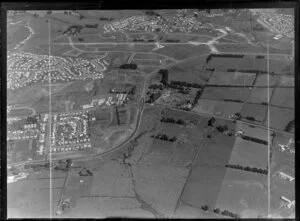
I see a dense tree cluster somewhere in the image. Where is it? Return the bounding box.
[78,168,93,176]
[205,67,215,71]
[109,86,136,95]
[285,119,295,132]
[30,162,50,171]
[151,133,177,142]
[216,124,229,133]
[148,84,164,90]
[63,25,83,36]
[119,63,138,70]
[241,135,268,145]
[160,117,186,126]
[146,91,162,103]
[225,164,268,175]
[26,115,39,124]
[207,117,216,126]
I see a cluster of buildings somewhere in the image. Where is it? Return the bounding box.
[7,114,48,159]
[82,93,129,110]
[257,11,294,38]
[7,119,40,140]
[7,52,105,90]
[278,137,295,154]
[50,112,92,153]
[7,172,29,184]
[103,11,203,34]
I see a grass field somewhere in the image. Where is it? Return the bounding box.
[164,33,212,43]
[215,169,268,218]
[128,33,156,40]
[228,137,268,168]
[248,88,273,104]
[278,76,294,87]
[131,59,162,66]
[201,87,251,101]
[8,139,32,163]
[241,103,267,122]
[8,108,33,117]
[180,126,235,210]
[265,106,294,131]
[254,74,280,86]
[213,101,244,118]
[235,121,269,141]
[208,71,256,86]
[8,169,63,218]
[133,53,165,60]
[193,99,218,115]
[270,88,294,109]
[7,24,30,49]
[168,56,211,84]
[207,55,267,72]
[156,44,210,60]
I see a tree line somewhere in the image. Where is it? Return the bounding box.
[227,69,268,74]
[169,80,204,89]
[285,119,295,132]
[151,133,177,142]
[241,135,268,145]
[201,205,240,219]
[206,53,244,63]
[160,117,186,126]
[225,164,268,175]
[119,63,138,70]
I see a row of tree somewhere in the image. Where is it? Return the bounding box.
[151,133,177,142]
[158,69,169,85]
[245,116,256,121]
[201,205,240,219]
[241,135,268,145]
[169,80,204,89]
[225,164,268,175]
[119,63,138,70]
[206,54,244,63]
[165,39,180,42]
[223,99,243,103]
[226,69,269,74]
[85,24,98,28]
[160,117,186,125]
[192,89,204,107]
